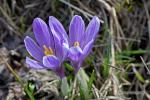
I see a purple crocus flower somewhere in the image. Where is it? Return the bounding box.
[67,15,100,73]
[24,17,68,78]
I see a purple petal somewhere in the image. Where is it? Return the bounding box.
[26,57,44,69]
[62,43,69,60]
[71,61,82,74]
[43,55,60,70]
[68,46,83,62]
[55,67,65,79]
[24,36,44,61]
[49,16,68,44]
[33,18,53,48]
[52,32,63,59]
[69,15,85,46]
[48,17,64,59]
[83,16,100,47]
[82,39,94,59]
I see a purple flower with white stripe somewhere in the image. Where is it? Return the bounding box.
[67,15,100,73]
[24,17,68,78]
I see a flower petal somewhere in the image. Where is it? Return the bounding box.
[43,55,60,70]
[55,67,65,79]
[69,15,85,46]
[52,32,63,59]
[24,36,44,61]
[71,62,81,74]
[68,46,83,62]
[26,57,44,69]
[84,16,100,47]
[49,16,68,44]
[33,18,53,48]
[62,43,69,60]
[48,17,64,59]
[82,39,94,59]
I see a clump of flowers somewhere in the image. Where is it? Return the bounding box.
[24,15,100,78]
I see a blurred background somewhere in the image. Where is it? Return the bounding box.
[0,0,150,100]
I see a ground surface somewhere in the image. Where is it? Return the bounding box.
[0,0,150,100]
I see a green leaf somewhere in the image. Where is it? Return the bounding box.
[79,83,85,100]
[77,68,90,100]
[122,50,150,55]
[61,77,70,97]
[88,70,95,90]
[88,70,95,98]
[102,57,110,79]
[24,84,35,100]
[64,62,74,72]
[85,55,94,65]
[133,67,145,83]
[28,82,35,94]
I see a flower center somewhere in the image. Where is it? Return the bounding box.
[74,41,80,47]
[43,45,54,56]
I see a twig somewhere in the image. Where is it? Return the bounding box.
[0,6,21,36]
[5,62,22,84]
[140,56,150,75]
[107,64,124,72]
[143,0,150,50]
[76,0,96,15]
[58,0,104,23]
[97,0,111,12]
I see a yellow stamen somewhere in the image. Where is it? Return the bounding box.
[74,41,80,47]
[43,45,53,56]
